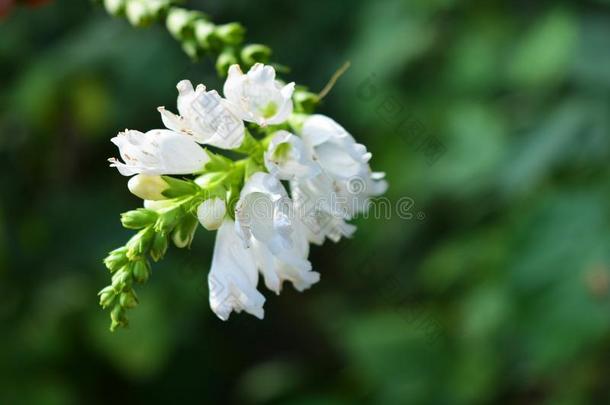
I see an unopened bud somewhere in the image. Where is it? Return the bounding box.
[111,266,132,289]
[119,290,139,309]
[132,260,151,283]
[197,198,226,231]
[216,48,238,77]
[194,20,220,50]
[215,23,245,45]
[98,286,117,308]
[104,246,128,273]
[172,214,199,248]
[126,0,152,27]
[128,174,169,201]
[104,0,125,16]
[241,44,272,67]
[121,208,158,229]
[150,231,168,261]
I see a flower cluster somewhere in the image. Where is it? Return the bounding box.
[102,63,387,329]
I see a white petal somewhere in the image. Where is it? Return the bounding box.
[109,129,209,176]
[208,219,265,320]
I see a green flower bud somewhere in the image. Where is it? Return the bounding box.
[111,266,132,290]
[194,19,220,50]
[166,7,205,40]
[126,0,153,27]
[126,227,155,259]
[150,231,168,262]
[110,304,127,331]
[104,0,125,16]
[121,209,158,229]
[128,174,169,201]
[241,44,272,67]
[119,290,139,309]
[132,260,151,283]
[98,286,117,308]
[103,246,128,273]
[216,48,238,77]
[154,206,183,233]
[172,214,199,248]
[215,23,245,46]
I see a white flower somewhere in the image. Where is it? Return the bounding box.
[301,114,387,217]
[158,80,245,149]
[223,64,295,127]
[290,175,356,245]
[235,172,318,294]
[197,197,227,231]
[127,174,168,201]
[109,129,209,176]
[208,219,265,321]
[264,130,320,180]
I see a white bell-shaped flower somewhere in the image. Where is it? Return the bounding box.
[235,172,318,294]
[158,80,245,149]
[109,129,209,176]
[197,197,227,231]
[301,114,388,218]
[264,130,320,180]
[223,64,295,127]
[290,175,356,245]
[208,219,266,321]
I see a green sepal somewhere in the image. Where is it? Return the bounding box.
[204,151,234,173]
[161,176,199,198]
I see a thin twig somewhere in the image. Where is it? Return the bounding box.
[318,61,351,100]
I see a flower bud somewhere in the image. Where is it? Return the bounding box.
[132,260,151,283]
[126,0,152,27]
[121,208,158,229]
[172,214,199,248]
[104,246,128,273]
[166,7,205,39]
[194,19,220,50]
[110,304,127,331]
[126,227,154,258]
[104,0,125,16]
[119,290,139,309]
[150,232,168,262]
[241,44,272,67]
[128,174,169,201]
[215,22,245,45]
[216,48,238,77]
[111,266,132,289]
[197,198,226,230]
[98,286,117,308]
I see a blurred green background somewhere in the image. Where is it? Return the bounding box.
[2,0,610,403]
